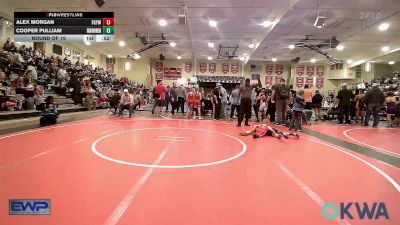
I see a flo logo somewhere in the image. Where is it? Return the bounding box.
[322,202,389,220]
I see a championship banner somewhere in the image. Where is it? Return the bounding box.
[251,74,260,80]
[275,76,283,84]
[296,65,305,76]
[164,68,182,80]
[106,63,114,73]
[155,62,163,72]
[265,75,273,86]
[185,63,192,73]
[275,64,283,75]
[305,77,314,87]
[231,63,239,74]
[199,63,207,73]
[209,63,216,73]
[155,72,163,80]
[316,65,325,77]
[295,77,304,88]
[265,64,274,75]
[306,65,315,76]
[163,68,169,76]
[316,77,324,89]
[222,63,229,74]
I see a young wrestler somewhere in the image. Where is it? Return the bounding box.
[240,121,299,139]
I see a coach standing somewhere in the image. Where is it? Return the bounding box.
[237,77,261,127]
[271,78,291,125]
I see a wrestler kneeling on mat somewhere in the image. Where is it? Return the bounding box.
[240,121,299,139]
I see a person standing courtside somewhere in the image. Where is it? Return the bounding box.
[303,84,313,110]
[363,82,385,127]
[336,83,353,125]
[230,84,241,120]
[217,83,228,118]
[237,77,261,127]
[212,87,222,120]
[170,82,178,116]
[176,84,186,115]
[271,78,291,125]
[154,81,167,117]
[165,85,171,112]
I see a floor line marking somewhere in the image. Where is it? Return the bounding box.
[101,128,119,134]
[0,138,87,170]
[105,149,167,225]
[302,136,400,193]
[274,160,351,225]
[154,138,191,142]
[343,128,400,157]
[155,136,192,139]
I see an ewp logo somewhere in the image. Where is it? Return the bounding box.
[9,199,51,215]
[322,202,389,220]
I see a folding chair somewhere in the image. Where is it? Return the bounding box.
[106,94,120,115]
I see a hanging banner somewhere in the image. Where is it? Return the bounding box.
[316,65,325,77]
[164,68,182,80]
[306,65,315,76]
[265,64,274,75]
[275,76,283,84]
[265,75,273,86]
[231,63,239,74]
[209,63,216,73]
[199,63,207,73]
[295,77,304,88]
[275,64,283,75]
[222,63,229,74]
[163,68,169,76]
[106,63,114,73]
[185,63,192,73]
[296,65,305,76]
[155,72,163,80]
[305,77,314,87]
[156,62,163,72]
[251,74,260,80]
[316,77,324,89]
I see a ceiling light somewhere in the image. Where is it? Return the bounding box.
[207,56,212,60]
[346,59,353,64]
[169,42,176,47]
[239,56,246,61]
[381,46,389,52]
[209,20,217,27]
[107,54,112,58]
[388,60,395,65]
[118,41,126,47]
[272,57,277,62]
[159,19,167,27]
[378,23,390,31]
[84,41,91,46]
[249,43,255,49]
[310,58,316,63]
[133,53,141,59]
[261,20,273,28]
[288,44,295,49]
[177,55,182,60]
[208,42,214,48]
[336,45,344,51]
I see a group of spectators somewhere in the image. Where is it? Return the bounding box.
[148,71,400,131]
[0,38,147,112]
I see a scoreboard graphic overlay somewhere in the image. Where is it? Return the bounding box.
[14,12,114,42]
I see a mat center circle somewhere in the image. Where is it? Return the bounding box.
[91,127,247,168]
